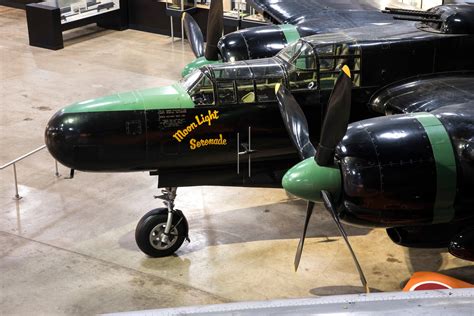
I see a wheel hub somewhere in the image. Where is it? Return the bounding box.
[149,223,178,250]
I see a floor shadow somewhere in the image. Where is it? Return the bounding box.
[63,25,114,47]
[119,199,372,254]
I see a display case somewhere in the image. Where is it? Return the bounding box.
[241,7,268,28]
[164,0,197,40]
[222,0,268,29]
[223,0,248,19]
[165,0,195,11]
[26,0,127,49]
[222,0,247,27]
[40,0,120,24]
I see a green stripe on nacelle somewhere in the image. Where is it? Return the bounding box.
[413,112,457,224]
[279,24,300,44]
[62,84,194,114]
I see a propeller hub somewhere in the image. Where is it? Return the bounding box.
[282,158,341,202]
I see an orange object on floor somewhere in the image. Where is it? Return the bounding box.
[403,272,474,291]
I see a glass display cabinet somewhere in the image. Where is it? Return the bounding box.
[241,6,268,28]
[165,0,197,41]
[223,0,249,28]
[25,0,127,50]
[41,0,120,24]
[165,0,196,11]
[222,0,269,29]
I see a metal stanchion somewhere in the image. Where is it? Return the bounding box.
[13,163,21,200]
[55,160,60,177]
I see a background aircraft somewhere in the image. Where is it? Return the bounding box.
[181,0,398,76]
[45,4,474,257]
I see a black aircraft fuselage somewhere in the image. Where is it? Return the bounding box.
[46,12,474,189]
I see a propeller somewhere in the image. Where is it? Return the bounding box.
[275,83,317,271]
[277,66,369,293]
[182,12,204,58]
[294,201,315,270]
[275,83,316,160]
[316,66,352,166]
[321,190,369,293]
[205,0,224,61]
[182,0,223,60]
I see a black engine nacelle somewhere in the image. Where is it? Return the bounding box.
[449,227,474,261]
[337,114,444,227]
[217,25,313,62]
[218,25,288,62]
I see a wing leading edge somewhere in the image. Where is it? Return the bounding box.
[369,72,474,115]
[248,0,389,24]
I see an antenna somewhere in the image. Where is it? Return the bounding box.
[382,7,442,23]
[383,7,441,18]
[392,16,442,23]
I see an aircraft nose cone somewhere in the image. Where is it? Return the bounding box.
[45,110,80,169]
[282,158,341,202]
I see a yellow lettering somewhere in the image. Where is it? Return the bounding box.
[173,131,183,142]
[188,134,228,150]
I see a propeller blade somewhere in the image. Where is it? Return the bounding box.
[204,0,223,61]
[316,65,352,166]
[276,84,316,160]
[321,190,370,293]
[294,201,315,271]
[182,12,205,58]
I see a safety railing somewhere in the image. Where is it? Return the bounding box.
[0,145,60,200]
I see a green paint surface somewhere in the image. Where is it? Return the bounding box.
[282,157,341,202]
[62,84,194,114]
[279,24,300,44]
[181,57,221,77]
[414,112,457,223]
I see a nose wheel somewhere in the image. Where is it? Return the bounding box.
[135,207,189,257]
[135,187,189,257]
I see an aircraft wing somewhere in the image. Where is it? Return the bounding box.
[107,288,474,315]
[369,72,474,115]
[247,0,392,26]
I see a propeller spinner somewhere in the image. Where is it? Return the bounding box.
[277,66,369,293]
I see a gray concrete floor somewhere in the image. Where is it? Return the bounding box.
[0,6,473,315]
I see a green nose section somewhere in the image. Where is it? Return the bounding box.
[282,157,341,202]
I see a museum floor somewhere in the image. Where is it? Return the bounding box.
[0,6,473,314]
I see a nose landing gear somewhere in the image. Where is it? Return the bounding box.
[135,187,189,257]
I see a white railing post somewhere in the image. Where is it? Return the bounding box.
[55,160,60,177]
[1,145,57,200]
[12,163,21,200]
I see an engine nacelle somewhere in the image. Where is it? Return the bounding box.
[333,103,474,228]
[217,25,312,62]
[337,114,444,227]
[449,227,474,261]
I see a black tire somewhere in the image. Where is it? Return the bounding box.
[135,208,187,257]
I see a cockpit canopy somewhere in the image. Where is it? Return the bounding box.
[277,37,361,90]
[180,59,285,106]
[179,37,362,106]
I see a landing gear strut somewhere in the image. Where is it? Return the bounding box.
[135,187,189,257]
